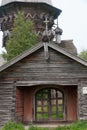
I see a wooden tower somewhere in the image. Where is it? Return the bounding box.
[0,0,61,46]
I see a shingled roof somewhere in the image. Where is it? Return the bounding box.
[1,0,52,6]
[0,0,61,18]
[0,42,87,73]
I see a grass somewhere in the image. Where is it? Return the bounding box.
[1,121,87,130]
[69,121,87,130]
[28,126,49,130]
[1,122,25,130]
[54,121,87,130]
[29,121,87,130]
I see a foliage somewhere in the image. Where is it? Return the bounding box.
[69,121,87,130]
[28,121,87,130]
[54,125,70,130]
[1,121,87,130]
[1,121,25,130]
[3,11,38,61]
[79,50,87,61]
[28,126,49,130]
[54,121,87,130]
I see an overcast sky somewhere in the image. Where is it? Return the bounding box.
[0,0,87,53]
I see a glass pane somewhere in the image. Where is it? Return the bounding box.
[43,100,48,105]
[51,89,56,98]
[43,107,48,112]
[36,93,42,99]
[51,106,57,112]
[37,113,42,120]
[51,100,56,105]
[37,107,42,112]
[58,106,63,112]
[43,113,48,119]
[57,91,62,98]
[58,99,63,105]
[52,113,57,119]
[43,93,48,99]
[37,100,42,106]
[58,112,63,119]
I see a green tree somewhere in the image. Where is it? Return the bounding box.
[3,11,38,61]
[79,50,87,61]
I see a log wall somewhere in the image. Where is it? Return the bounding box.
[0,82,15,126]
[78,80,87,120]
[0,47,87,126]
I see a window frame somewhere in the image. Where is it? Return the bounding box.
[35,87,65,121]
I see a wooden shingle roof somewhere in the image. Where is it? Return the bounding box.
[0,0,61,17]
[1,0,52,6]
[0,42,87,73]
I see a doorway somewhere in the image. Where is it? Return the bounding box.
[35,88,64,121]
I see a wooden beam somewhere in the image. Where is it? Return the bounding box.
[43,43,49,60]
[16,80,78,86]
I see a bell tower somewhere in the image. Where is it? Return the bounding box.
[0,0,61,46]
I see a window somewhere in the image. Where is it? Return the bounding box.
[35,88,64,121]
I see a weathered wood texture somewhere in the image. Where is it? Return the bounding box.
[16,88,24,122]
[0,47,87,126]
[66,86,77,121]
[24,87,34,123]
[0,82,15,126]
[0,48,87,83]
[78,80,87,120]
[0,3,55,31]
[0,2,59,46]
[16,85,78,123]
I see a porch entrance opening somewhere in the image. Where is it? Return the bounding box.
[35,88,64,121]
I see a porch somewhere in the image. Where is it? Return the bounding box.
[16,84,78,124]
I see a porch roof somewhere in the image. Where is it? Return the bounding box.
[0,41,87,73]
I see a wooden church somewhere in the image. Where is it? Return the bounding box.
[0,0,87,127]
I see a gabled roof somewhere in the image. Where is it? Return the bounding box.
[0,42,87,72]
